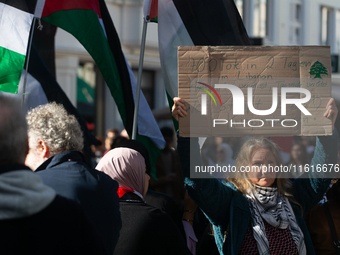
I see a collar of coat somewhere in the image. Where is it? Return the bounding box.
[35,150,86,172]
[119,191,145,203]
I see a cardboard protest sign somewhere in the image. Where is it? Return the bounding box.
[178,46,332,137]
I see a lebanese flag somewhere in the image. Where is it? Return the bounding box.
[35,0,165,177]
[0,0,36,93]
[158,0,251,128]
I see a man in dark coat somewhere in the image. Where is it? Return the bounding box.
[0,95,107,254]
[25,102,121,255]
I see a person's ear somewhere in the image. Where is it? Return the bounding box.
[37,140,50,159]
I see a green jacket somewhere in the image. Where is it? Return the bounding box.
[177,129,338,255]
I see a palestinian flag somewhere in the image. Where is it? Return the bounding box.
[26,44,100,148]
[35,0,165,178]
[0,0,36,93]
[158,0,251,128]
[0,43,100,165]
[143,0,158,22]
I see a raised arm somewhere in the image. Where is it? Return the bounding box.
[174,98,236,225]
[293,98,339,214]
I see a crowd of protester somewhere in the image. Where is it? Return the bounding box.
[1,93,340,255]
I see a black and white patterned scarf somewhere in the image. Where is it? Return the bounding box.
[246,185,306,255]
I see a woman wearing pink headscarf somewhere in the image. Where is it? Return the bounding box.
[96,140,191,255]
[96,147,149,200]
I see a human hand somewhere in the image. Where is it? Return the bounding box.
[324,98,338,130]
[172,97,187,121]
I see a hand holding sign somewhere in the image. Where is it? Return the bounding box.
[324,98,338,130]
[172,97,187,121]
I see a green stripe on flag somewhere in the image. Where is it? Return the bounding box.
[137,134,161,180]
[43,10,128,128]
[0,46,25,93]
[150,17,158,23]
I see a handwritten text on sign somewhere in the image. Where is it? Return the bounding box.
[178,46,332,137]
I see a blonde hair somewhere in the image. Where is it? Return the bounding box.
[227,138,297,203]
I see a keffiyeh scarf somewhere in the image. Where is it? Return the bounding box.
[246,185,306,255]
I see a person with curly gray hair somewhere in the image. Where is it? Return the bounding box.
[0,95,107,254]
[25,102,83,167]
[25,103,121,255]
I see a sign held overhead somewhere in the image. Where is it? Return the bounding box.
[178,46,332,137]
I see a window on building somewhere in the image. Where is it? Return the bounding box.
[234,0,269,40]
[253,0,267,38]
[235,0,243,19]
[320,6,332,46]
[77,62,96,129]
[337,10,340,51]
[132,69,155,109]
[289,3,302,45]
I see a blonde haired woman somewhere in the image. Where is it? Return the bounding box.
[172,97,338,255]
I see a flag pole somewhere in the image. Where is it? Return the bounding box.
[132,19,148,140]
[22,17,37,106]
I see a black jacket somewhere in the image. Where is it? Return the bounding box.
[36,151,121,254]
[0,165,107,255]
[145,189,185,238]
[0,195,107,255]
[114,192,191,255]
